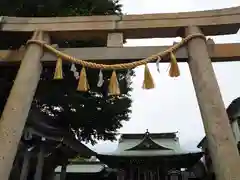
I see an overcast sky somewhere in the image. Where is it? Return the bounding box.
[89,0,240,153]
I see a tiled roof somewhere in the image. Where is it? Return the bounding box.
[121,132,177,140]
[99,131,201,157]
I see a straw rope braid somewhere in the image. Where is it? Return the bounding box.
[27,33,206,70]
[26,33,206,95]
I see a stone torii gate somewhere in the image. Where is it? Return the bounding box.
[0,6,240,180]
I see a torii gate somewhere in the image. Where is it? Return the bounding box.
[0,6,240,180]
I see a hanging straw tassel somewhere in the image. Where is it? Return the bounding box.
[108,70,120,96]
[142,64,155,89]
[77,67,89,92]
[169,52,180,77]
[54,57,63,80]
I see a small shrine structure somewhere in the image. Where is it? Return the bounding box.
[55,161,107,180]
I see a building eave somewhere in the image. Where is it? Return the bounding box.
[97,151,203,168]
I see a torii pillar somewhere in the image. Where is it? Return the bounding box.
[0,31,49,180]
[185,26,240,180]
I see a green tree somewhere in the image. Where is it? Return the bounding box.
[0,0,130,146]
[0,0,122,17]
[0,0,133,179]
[33,65,132,144]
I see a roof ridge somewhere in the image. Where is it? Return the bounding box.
[124,133,173,151]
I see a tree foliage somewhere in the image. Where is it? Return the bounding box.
[32,64,132,145]
[0,1,133,179]
[0,0,131,145]
[0,0,122,17]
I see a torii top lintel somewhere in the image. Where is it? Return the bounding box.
[0,6,240,41]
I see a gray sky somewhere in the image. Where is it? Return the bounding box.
[89,0,240,153]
